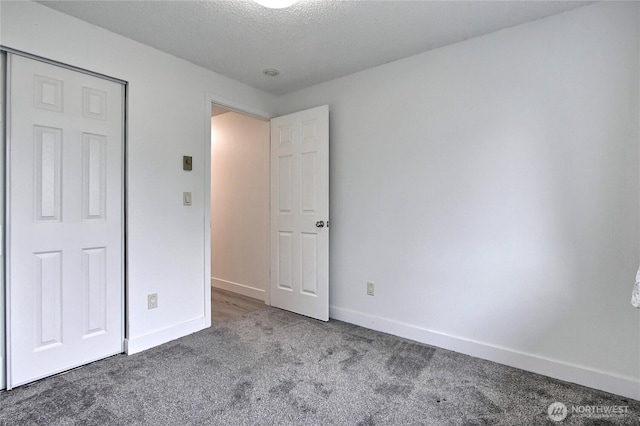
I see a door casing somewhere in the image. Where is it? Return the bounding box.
[205,94,273,314]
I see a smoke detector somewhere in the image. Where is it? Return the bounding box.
[263,68,280,77]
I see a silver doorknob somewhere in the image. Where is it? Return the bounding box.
[315,221,325,228]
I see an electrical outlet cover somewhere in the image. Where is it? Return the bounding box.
[367,282,375,296]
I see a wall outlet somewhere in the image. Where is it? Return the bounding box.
[367,282,375,296]
[148,293,158,309]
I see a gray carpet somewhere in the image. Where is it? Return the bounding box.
[0,307,638,425]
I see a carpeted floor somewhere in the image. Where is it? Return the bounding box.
[0,307,637,425]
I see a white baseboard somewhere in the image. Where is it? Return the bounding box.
[124,316,207,355]
[211,277,265,301]
[0,355,4,390]
[329,306,640,401]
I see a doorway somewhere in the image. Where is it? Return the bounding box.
[205,99,330,323]
[210,105,270,323]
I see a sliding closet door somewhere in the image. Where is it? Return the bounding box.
[6,53,124,388]
[0,53,6,390]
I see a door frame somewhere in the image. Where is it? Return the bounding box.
[1,47,128,390]
[204,93,272,310]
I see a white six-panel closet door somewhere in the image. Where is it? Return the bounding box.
[6,53,124,388]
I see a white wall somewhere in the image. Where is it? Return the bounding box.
[211,112,269,300]
[0,1,278,354]
[278,2,640,399]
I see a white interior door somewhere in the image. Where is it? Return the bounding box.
[270,105,329,321]
[7,54,124,388]
[0,53,6,390]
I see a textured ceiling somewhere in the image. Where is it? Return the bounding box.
[39,0,591,95]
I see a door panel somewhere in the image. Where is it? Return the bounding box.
[0,52,6,390]
[7,54,124,388]
[270,105,329,321]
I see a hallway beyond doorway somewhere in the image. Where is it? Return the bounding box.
[211,287,265,324]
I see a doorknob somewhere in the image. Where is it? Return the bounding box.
[315,221,325,228]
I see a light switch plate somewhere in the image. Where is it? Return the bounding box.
[183,155,193,171]
[148,293,158,309]
[183,192,192,206]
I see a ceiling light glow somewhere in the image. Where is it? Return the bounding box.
[253,0,297,9]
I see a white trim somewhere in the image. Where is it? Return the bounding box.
[0,51,6,391]
[207,93,271,121]
[4,53,13,390]
[211,277,266,302]
[120,73,127,358]
[124,316,207,355]
[330,306,640,401]
[263,122,272,307]
[0,46,126,85]
[202,93,212,328]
